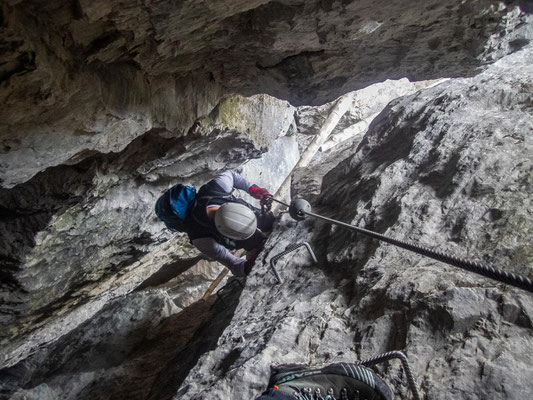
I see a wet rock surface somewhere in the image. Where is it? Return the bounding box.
[177,47,533,399]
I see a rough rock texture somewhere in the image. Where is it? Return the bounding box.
[1,2,533,399]
[0,93,295,365]
[295,79,430,137]
[290,77,447,204]
[2,289,244,400]
[239,135,300,204]
[292,78,444,195]
[176,47,533,399]
[1,1,532,187]
[319,78,446,151]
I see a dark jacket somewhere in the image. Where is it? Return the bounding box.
[187,180,260,251]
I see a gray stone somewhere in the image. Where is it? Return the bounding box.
[0,93,296,366]
[1,0,531,187]
[239,134,300,204]
[0,289,212,400]
[0,2,532,399]
[176,46,533,400]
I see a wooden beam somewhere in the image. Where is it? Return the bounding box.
[273,93,354,204]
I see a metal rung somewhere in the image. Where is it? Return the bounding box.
[270,242,317,284]
[216,278,244,306]
[357,350,421,400]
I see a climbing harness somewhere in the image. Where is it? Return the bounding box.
[271,198,533,294]
[270,242,317,283]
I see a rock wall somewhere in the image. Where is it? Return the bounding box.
[1,49,531,400]
[1,1,532,399]
[4,289,245,400]
[177,47,533,399]
[1,1,531,187]
[2,47,533,400]
[0,94,295,366]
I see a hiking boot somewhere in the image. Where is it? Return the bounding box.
[267,362,393,400]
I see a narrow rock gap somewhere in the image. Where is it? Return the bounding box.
[1,2,532,398]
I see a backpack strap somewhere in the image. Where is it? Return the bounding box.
[187,189,234,228]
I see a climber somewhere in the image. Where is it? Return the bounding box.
[162,169,275,277]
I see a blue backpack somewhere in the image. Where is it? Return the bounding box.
[155,184,197,232]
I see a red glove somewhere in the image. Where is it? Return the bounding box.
[249,185,272,201]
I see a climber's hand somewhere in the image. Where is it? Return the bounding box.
[249,185,272,201]
[260,194,273,212]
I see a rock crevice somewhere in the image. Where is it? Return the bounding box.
[1,2,532,399]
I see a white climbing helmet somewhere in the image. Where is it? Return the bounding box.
[214,202,257,240]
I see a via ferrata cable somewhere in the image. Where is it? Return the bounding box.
[271,198,533,294]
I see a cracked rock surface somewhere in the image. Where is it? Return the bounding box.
[1,2,532,399]
[0,93,295,363]
[177,47,533,400]
[1,1,531,187]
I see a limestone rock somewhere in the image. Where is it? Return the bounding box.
[176,47,533,400]
[238,135,300,205]
[2,289,219,400]
[1,2,532,398]
[1,1,531,187]
[0,93,297,367]
[291,77,445,200]
[195,94,296,150]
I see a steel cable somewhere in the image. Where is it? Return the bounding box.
[272,198,533,294]
[358,351,420,400]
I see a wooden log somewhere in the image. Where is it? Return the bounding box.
[273,93,354,204]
